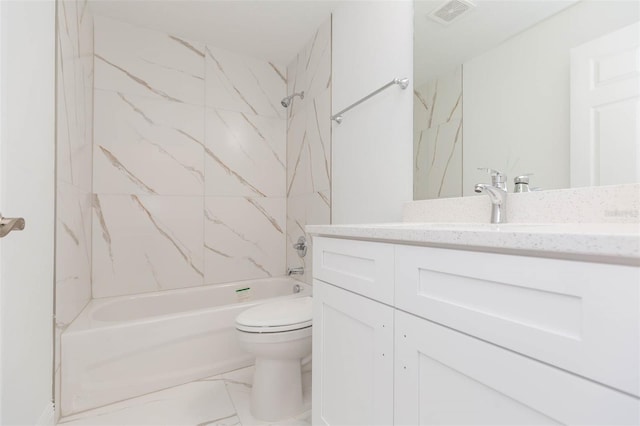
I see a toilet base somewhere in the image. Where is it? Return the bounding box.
[251,357,305,421]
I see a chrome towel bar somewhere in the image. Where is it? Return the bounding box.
[331,77,409,124]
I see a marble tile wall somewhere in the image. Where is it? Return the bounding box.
[286,18,332,285]
[55,0,94,420]
[413,66,463,199]
[92,16,288,298]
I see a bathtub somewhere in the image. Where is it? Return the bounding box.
[60,277,311,416]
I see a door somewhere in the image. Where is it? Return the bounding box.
[570,22,640,187]
[312,280,394,426]
[0,0,56,424]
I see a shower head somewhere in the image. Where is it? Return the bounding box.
[281,91,304,108]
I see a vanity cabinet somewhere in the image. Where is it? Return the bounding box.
[312,238,395,425]
[312,236,640,425]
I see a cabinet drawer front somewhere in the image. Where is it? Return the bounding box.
[395,245,640,396]
[313,281,394,426]
[313,237,394,304]
[395,311,640,426]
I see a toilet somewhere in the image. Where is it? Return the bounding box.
[235,296,313,421]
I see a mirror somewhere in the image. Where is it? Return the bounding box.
[413,0,640,200]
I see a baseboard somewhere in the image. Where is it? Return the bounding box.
[36,402,55,426]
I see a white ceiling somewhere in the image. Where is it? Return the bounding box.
[414,0,580,85]
[88,0,341,65]
[89,0,581,81]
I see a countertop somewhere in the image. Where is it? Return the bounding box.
[306,222,640,265]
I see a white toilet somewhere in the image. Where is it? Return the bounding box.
[235,296,313,421]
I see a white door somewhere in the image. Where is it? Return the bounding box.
[0,1,56,424]
[570,22,640,187]
[312,280,394,426]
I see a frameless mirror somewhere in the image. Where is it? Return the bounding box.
[413,0,640,200]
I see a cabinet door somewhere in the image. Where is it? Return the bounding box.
[313,280,394,426]
[395,310,640,426]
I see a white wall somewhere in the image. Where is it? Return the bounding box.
[463,0,640,195]
[331,1,413,224]
[0,0,56,424]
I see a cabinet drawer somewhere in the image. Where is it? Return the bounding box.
[313,237,394,304]
[395,310,639,425]
[395,245,640,396]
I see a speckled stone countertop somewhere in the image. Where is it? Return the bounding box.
[306,222,640,265]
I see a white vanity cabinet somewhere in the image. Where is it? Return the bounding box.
[312,235,640,425]
[312,238,395,425]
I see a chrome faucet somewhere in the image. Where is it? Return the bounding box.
[287,267,304,276]
[474,168,508,224]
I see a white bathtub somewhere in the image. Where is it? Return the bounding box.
[60,277,311,416]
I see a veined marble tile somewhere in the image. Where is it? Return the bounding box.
[205,107,285,197]
[302,18,332,104]
[58,0,93,59]
[287,88,331,197]
[287,105,312,197]
[414,66,462,132]
[92,194,204,298]
[305,88,331,193]
[94,16,205,105]
[223,366,312,426]
[57,29,93,192]
[414,119,463,199]
[286,46,307,120]
[58,380,238,425]
[286,195,307,279]
[205,44,286,119]
[56,182,92,325]
[414,67,463,200]
[93,90,204,196]
[204,197,286,284]
[287,191,330,285]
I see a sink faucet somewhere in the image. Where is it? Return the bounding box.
[474,168,508,224]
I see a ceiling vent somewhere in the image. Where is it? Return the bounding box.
[428,0,476,25]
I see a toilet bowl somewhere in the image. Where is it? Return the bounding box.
[235,296,312,422]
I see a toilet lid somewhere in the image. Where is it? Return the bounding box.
[236,296,312,333]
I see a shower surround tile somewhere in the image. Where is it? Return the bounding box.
[92,194,204,298]
[285,17,332,281]
[286,88,331,198]
[286,19,331,119]
[414,119,463,199]
[286,191,330,285]
[57,0,93,192]
[93,90,204,195]
[56,0,94,421]
[94,16,205,105]
[205,108,285,197]
[414,66,463,199]
[204,197,286,284]
[56,183,92,325]
[205,45,286,119]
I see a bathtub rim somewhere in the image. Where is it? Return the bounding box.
[64,277,311,334]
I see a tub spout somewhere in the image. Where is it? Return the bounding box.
[287,267,304,276]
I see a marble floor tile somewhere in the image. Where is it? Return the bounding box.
[58,380,237,425]
[224,366,312,426]
[57,366,311,426]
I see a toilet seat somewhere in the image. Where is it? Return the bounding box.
[236,296,312,333]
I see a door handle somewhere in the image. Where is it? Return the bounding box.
[0,213,25,238]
